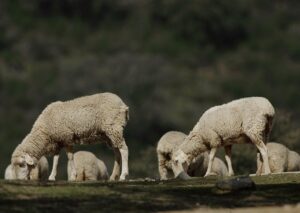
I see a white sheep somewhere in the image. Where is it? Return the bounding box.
[157,131,228,180]
[172,97,275,179]
[11,92,129,181]
[256,142,300,174]
[187,152,228,177]
[5,156,49,181]
[68,151,109,181]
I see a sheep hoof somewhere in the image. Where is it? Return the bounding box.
[204,172,217,177]
[48,176,56,181]
[262,172,271,176]
[228,172,235,177]
[176,172,192,180]
[109,175,119,181]
[120,173,129,181]
[160,177,168,181]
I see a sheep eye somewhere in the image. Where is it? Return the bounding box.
[19,164,26,168]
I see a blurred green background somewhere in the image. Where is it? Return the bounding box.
[1,0,300,179]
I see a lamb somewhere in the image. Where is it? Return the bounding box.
[67,151,109,181]
[5,156,49,181]
[172,97,275,179]
[187,152,228,177]
[157,131,228,180]
[256,142,300,174]
[10,92,129,181]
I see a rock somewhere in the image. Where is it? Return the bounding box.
[215,176,256,193]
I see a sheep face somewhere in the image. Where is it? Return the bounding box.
[11,154,35,180]
[172,150,189,177]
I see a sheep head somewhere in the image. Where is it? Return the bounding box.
[172,149,190,178]
[11,154,37,180]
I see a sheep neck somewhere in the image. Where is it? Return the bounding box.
[180,136,208,163]
[19,128,49,161]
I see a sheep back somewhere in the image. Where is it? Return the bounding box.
[34,93,129,153]
[69,151,108,181]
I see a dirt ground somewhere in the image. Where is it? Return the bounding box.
[0,173,300,213]
[163,205,300,213]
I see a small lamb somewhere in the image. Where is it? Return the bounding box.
[68,151,109,181]
[5,156,49,181]
[11,93,129,181]
[157,131,228,180]
[172,97,275,179]
[187,152,228,177]
[256,142,300,174]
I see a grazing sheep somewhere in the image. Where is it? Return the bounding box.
[157,131,228,180]
[172,97,275,179]
[157,131,187,180]
[5,156,49,181]
[68,151,109,181]
[256,142,300,174]
[11,93,129,181]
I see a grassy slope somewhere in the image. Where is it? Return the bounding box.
[0,174,300,213]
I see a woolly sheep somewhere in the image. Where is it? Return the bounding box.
[11,93,129,181]
[5,156,49,181]
[67,151,109,181]
[172,97,275,179]
[157,131,228,180]
[256,142,300,174]
[187,152,228,177]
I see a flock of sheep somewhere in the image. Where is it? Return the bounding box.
[4,93,300,182]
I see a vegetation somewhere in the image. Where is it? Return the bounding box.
[1,0,300,178]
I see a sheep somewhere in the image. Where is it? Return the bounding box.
[256,142,300,175]
[187,152,228,177]
[157,131,187,180]
[172,97,275,179]
[11,92,129,181]
[67,151,109,181]
[157,131,228,180]
[5,156,49,181]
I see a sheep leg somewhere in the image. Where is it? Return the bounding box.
[48,154,59,181]
[204,148,217,177]
[158,152,169,180]
[224,145,234,176]
[66,147,76,181]
[256,151,263,175]
[110,147,122,181]
[119,142,129,181]
[106,127,129,181]
[247,130,271,175]
[255,142,271,174]
[246,116,271,175]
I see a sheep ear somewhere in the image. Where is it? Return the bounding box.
[25,154,34,166]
